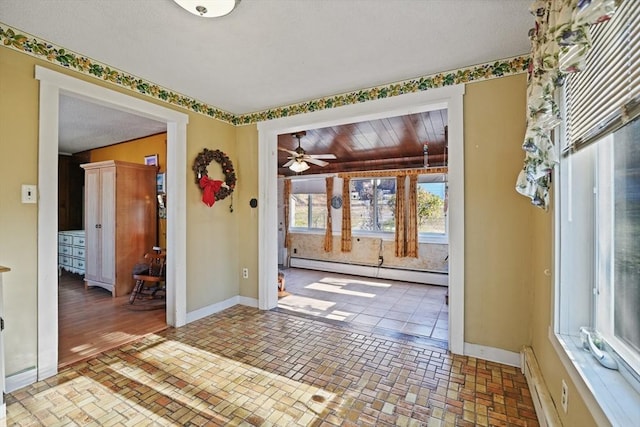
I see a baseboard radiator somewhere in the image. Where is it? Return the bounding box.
[521,346,562,427]
[289,257,448,286]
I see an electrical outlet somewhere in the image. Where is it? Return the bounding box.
[561,379,568,413]
[242,268,248,279]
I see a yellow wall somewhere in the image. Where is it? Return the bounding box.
[0,46,40,375]
[90,133,167,171]
[465,75,598,424]
[0,42,602,427]
[235,124,259,299]
[463,74,534,351]
[185,113,242,309]
[0,47,243,375]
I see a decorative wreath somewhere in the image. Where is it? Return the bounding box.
[192,148,236,209]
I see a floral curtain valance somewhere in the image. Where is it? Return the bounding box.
[516,0,616,210]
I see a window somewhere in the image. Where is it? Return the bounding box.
[556,0,640,419]
[350,178,396,232]
[561,119,640,375]
[600,120,640,371]
[290,193,326,229]
[417,180,447,236]
[349,176,448,238]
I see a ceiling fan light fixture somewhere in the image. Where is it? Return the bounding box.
[173,0,239,17]
[289,160,310,173]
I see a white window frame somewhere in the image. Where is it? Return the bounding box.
[593,134,640,376]
[553,107,640,427]
[289,192,327,233]
[417,175,448,244]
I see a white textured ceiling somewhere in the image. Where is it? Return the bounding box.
[0,0,533,153]
[58,96,167,154]
[0,0,532,114]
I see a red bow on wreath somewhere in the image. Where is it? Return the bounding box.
[199,175,223,207]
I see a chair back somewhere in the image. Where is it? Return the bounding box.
[142,252,166,278]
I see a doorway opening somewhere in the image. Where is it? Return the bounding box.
[273,111,450,342]
[258,85,465,354]
[56,103,169,367]
[36,66,189,380]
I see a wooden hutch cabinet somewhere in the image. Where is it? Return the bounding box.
[81,160,157,297]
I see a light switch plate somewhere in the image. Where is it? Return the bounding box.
[21,184,37,204]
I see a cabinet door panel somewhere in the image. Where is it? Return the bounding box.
[99,167,116,285]
[84,169,101,282]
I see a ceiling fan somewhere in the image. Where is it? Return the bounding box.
[279,131,337,173]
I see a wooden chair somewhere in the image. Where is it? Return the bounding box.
[129,250,166,305]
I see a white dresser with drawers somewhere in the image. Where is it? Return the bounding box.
[58,230,86,275]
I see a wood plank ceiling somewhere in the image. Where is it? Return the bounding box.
[277,109,448,177]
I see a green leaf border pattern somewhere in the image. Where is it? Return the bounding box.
[1,23,529,126]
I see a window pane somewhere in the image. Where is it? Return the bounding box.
[290,194,309,228]
[310,194,327,229]
[350,179,396,232]
[613,117,640,353]
[377,179,396,232]
[417,183,446,234]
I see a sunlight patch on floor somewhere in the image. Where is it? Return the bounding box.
[70,331,141,356]
[319,276,392,288]
[128,339,335,422]
[305,282,377,298]
[325,310,356,321]
[278,294,337,315]
[26,336,335,426]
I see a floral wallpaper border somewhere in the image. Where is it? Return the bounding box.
[1,22,530,126]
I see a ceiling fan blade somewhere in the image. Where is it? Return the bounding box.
[278,147,298,156]
[305,157,329,167]
[308,154,337,160]
[283,159,296,167]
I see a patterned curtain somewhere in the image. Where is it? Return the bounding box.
[283,179,291,249]
[515,0,617,209]
[341,177,352,252]
[324,176,333,252]
[407,175,418,257]
[395,175,406,257]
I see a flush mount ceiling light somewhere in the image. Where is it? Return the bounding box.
[173,0,239,17]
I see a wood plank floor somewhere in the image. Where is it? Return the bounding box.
[58,272,167,368]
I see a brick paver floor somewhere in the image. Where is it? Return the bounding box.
[6,305,538,426]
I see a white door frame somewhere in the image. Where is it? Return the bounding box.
[36,66,188,379]
[257,85,465,355]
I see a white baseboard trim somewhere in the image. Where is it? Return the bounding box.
[186,295,260,324]
[186,296,240,323]
[289,258,448,286]
[464,342,521,367]
[6,368,38,393]
[238,296,258,308]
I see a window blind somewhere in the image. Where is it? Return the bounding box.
[564,0,639,152]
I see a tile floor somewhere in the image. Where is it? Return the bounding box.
[278,268,449,342]
[7,305,539,426]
